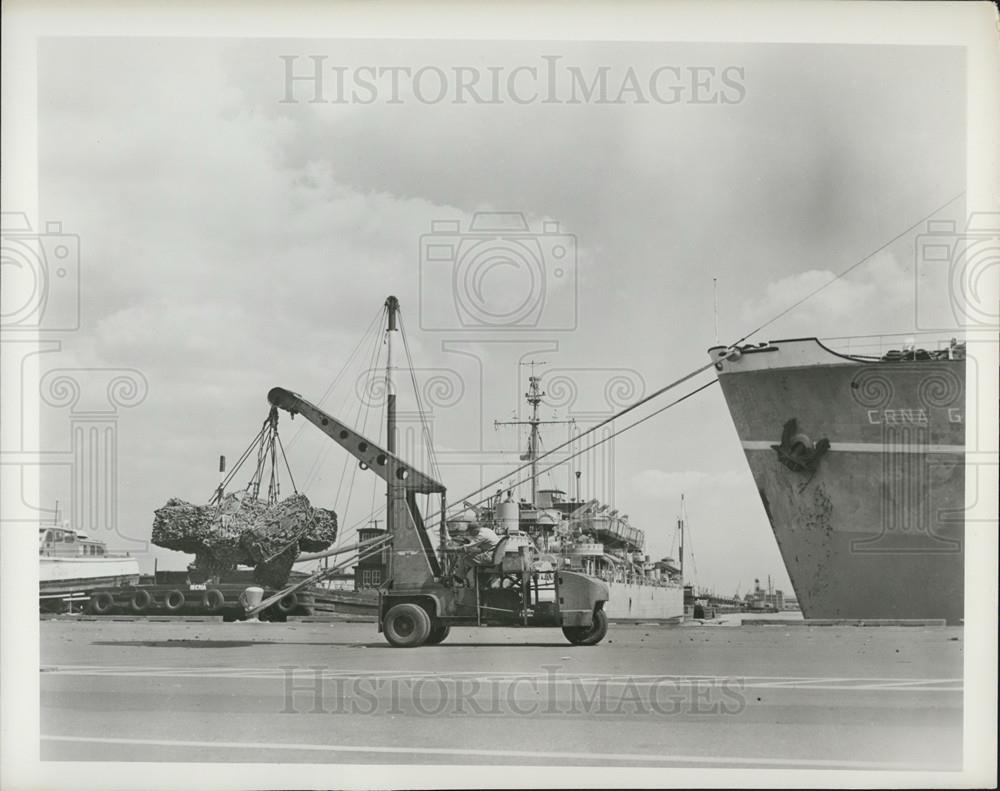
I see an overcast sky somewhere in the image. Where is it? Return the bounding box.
[32,38,965,594]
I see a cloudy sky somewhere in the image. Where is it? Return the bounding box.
[31,37,965,594]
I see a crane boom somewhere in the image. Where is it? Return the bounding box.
[266,387,445,494]
[267,385,443,584]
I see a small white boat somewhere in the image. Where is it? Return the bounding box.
[39,523,140,606]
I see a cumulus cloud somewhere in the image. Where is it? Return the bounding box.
[737,251,916,341]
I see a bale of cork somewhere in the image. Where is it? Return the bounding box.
[151,492,338,586]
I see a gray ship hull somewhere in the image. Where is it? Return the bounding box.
[710,338,964,623]
[604,580,684,622]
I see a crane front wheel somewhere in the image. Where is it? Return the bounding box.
[383,603,432,647]
[562,608,608,646]
[426,622,451,645]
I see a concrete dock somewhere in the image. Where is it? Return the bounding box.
[40,619,963,771]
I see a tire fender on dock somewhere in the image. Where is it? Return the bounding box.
[275,592,299,614]
[202,589,226,613]
[88,592,115,615]
[162,590,186,612]
[129,589,153,613]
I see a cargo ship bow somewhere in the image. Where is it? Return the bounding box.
[709,337,965,623]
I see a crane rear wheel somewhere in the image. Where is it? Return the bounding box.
[383,603,432,647]
[426,622,451,645]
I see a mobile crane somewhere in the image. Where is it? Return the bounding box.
[265,297,609,648]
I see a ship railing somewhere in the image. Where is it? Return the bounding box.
[599,566,677,587]
[596,521,646,551]
[819,332,966,360]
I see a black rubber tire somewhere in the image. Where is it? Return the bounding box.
[275,592,299,615]
[383,603,432,647]
[129,589,153,614]
[162,590,186,612]
[562,608,609,646]
[88,592,115,615]
[202,589,226,613]
[426,622,451,645]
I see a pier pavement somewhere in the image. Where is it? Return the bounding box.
[40,618,963,771]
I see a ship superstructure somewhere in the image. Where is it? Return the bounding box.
[458,372,684,622]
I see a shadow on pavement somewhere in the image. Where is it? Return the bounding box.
[89,639,585,649]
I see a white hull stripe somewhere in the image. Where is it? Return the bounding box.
[741,440,964,454]
[40,734,957,770]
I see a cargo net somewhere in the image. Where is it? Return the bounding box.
[152,407,337,587]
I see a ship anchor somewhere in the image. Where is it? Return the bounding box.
[771,418,830,483]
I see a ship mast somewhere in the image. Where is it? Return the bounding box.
[385,296,399,537]
[678,493,685,580]
[385,296,398,455]
[525,371,543,504]
[494,361,574,505]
